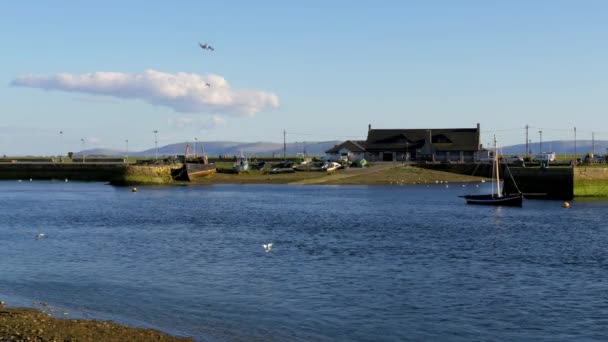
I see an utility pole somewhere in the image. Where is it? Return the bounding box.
[81,138,85,163]
[592,132,595,155]
[525,125,529,159]
[538,130,543,155]
[153,130,159,160]
[574,127,577,159]
[59,130,64,162]
[283,129,286,160]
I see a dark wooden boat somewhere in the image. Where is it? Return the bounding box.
[171,144,216,181]
[463,136,523,207]
[462,193,523,207]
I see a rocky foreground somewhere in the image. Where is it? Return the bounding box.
[0,301,193,342]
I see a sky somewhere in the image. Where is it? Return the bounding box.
[1,1,608,155]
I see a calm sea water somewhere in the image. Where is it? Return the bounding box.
[1,181,608,341]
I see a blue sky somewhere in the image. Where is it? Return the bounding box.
[1,1,607,155]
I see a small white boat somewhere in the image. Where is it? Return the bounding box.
[233,151,249,173]
[322,161,341,173]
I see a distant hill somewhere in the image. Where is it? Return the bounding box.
[76,139,608,158]
[500,140,608,155]
[77,141,342,157]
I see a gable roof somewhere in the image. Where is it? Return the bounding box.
[325,140,367,154]
[366,128,479,152]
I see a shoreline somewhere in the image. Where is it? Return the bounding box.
[0,300,193,342]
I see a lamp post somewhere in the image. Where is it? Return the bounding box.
[81,138,85,163]
[125,139,129,163]
[538,130,543,155]
[153,130,159,160]
[194,137,198,158]
[59,130,63,162]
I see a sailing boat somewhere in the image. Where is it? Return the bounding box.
[463,136,523,207]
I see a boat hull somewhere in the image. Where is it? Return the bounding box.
[172,163,216,181]
[233,165,249,173]
[463,194,523,207]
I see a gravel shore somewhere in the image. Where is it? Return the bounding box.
[0,301,193,342]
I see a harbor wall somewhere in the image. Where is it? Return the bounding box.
[504,167,573,200]
[0,163,178,185]
[121,165,177,184]
[416,163,574,199]
[0,163,126,181]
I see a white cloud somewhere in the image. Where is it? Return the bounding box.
[12,70,280,116]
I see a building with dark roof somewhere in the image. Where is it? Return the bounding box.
[325,124,481,162]
[325,140,367,161]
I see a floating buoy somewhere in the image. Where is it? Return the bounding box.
[131,187,137,192]
[562,202,570,208]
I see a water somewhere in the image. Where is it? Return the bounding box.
[1,181,608,341]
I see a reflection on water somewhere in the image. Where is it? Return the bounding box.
[1,181,607,341]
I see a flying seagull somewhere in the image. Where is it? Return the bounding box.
[199,42,215,51]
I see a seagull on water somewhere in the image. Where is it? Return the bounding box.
[263,243,273,253]
[35,233,47,239]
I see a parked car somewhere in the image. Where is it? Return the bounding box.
[535,152,556,162]
[505,155,524,164]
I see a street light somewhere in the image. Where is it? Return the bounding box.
[59,130,63,162]
[538,130,543,155]
[81,138,85,163]
[153,130,159,160]
[125,139,129,163]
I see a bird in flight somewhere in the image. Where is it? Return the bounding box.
[199,42,215,51]
[205,83,211,87]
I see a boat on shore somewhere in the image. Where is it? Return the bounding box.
[462,136,523,207]
[171,144,216,181]
[233,151,249,173]
[322,161,341,173]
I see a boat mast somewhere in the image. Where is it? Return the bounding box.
[494,135,502,197]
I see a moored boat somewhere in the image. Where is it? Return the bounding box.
[462,193,523,206]
[462,136,523,207]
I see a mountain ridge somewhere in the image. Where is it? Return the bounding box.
[76,139,608,157]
